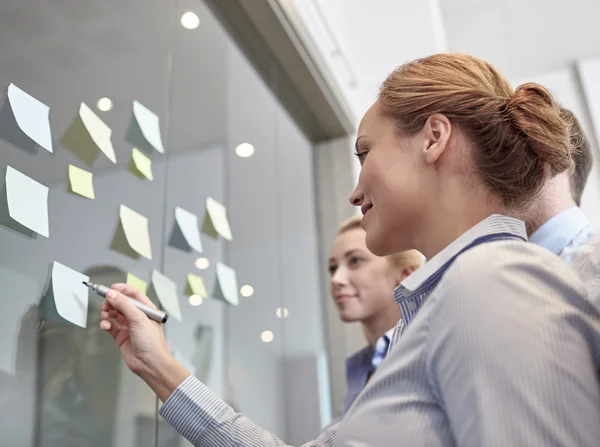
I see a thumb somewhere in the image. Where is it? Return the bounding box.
[106,289,146,323]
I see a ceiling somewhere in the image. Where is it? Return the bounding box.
[439,0,600,81]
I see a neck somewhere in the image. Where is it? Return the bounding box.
[361,305,400,345]
[414,186,505,259]
[525,175,577,236]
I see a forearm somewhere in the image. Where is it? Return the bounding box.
[139,353,191,402]
[159,375,339,447]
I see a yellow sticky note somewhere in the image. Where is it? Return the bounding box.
[129,148,154,181]
[202,197,233,241]
[186,273,207,298]
[126,273,147,295]
[68,165,95,199]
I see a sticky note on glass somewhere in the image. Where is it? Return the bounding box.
[169,207,203,253]
[0,83,53,154]
[110,205,152,260]
[186,273,207,298]
[202,197,232,241]
[68,165,95,199]
[60,102,117,166]
[40,262,89,328]
[148,270,181,321]
[128,148,153,180]
[126,273,148,295]
[213,262,239,306]
[1,166,49,237]
[125,100,165,154]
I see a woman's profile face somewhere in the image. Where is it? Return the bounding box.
[328,228,399,323]
[349,102,431,257]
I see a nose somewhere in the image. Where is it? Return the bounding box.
[331,265,349,288]
[349,184,364,207]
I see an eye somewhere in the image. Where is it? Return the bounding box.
[328,265,337,276]
[354,150,368,166]
[349,256,364,267]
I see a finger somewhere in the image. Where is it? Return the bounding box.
[101,309,119,320]
[111,283,157,309]
[100,320,112,332]
[104,289,146,324]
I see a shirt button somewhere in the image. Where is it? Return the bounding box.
[407,301,417,311]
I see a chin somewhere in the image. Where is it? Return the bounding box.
[365,232,392,257]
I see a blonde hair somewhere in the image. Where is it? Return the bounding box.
[337,215,425,270]
[378,53,572,210]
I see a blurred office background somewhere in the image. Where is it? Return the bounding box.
[0,1,598,446]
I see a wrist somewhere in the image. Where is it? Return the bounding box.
[140,352,191,402]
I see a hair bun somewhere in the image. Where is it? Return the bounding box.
[506,83,572,177]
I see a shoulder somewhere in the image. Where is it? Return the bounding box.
[432,239,589,319]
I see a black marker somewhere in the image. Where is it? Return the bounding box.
[83,281,168,324]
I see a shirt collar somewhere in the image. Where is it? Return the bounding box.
[529,207,590,255]
[400,214,527,292]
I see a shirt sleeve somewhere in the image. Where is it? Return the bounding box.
[159,375,339,447]
[426,242,600,447]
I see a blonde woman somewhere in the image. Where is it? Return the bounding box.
[328,215,423,413]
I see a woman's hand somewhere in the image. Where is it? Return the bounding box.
[100,283,189,401]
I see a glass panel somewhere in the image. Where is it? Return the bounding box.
[0,1,330,446]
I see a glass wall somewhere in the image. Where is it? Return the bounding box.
[0,1,329,446]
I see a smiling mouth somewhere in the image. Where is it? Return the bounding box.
[335,295,355,304]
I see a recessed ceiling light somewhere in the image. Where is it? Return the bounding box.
[276,307,289,319]
[235,143,255,158]
[195,257,210,270]
[240,285,254,297]
[261,330,274,343]
[189,294,204,306]
[97,97,113,112]
[181,11,200,30]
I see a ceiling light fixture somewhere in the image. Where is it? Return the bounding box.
[97,97,113,112]
[235,143,255,158]
[181,12,200,30]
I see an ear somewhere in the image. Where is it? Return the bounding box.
[422,114,452,165]
[393,265,417,287]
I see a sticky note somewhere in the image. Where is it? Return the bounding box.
[213,262,239,306]
[148,270,181,321]
[41,262,90,328]
[202,197,233,241]
[68,165,95,199]
[125,100,165,154]
[0,83,53,153]
[126,273,147,295]
[110,205,152,260]
[128,148,154,180]
[169,207,203,253]
[61,102,117,166]
[2,166,49,237]
[186,273,207,298]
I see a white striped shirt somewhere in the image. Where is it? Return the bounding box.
[159,214,600,446]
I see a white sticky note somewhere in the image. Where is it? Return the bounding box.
[133,101,164,154]
[203,197,233,241]
[79,103,117,163]
[5,166,49,237]
[7,83,53,153]
[120,205,153,260]
[51,262,89,328]
[150,270,181,321]
[214,262,239,306]
[174,207,203,253]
